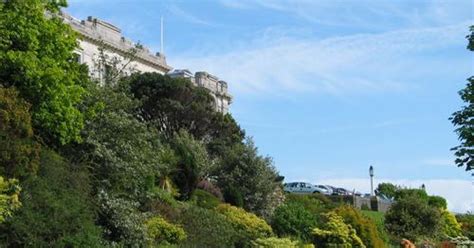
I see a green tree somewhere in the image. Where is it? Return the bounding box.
[170,130,211,200]
[385,195,441,241]
[451,26,474,172]
[125,73,245,153]
[71,83,162,200]
[0,0,89,144]
[215,139,284,218]
[375,183,399,199]
[0,87,40,178]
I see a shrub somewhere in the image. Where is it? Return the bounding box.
[215,139,283,218]
[0,176,21,223]
[191,189,221,209]
[97,191,147,246]
[224,185,244,207]
[171,130,211,200]
[0,87,40,178]
[285,194,333,226]
[385,195,441,242]
[0,150,103,247]
[334,205,386,248]
[145,216,186,246]
[251,237,299,247]
[271,201,317,241]
[456,213,474,240]
[217,204,273,240]
[312,212,366,248]
[177,204,240,247]
[440,210,462,238]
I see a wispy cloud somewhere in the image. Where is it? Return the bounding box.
[314,178,474,213]
[170,22,468,97]
[167,5,213,26]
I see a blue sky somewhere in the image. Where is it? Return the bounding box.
[67,0,473,212]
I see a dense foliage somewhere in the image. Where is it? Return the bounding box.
[0,176,20,224]
[0,0,89,144]
[0,87,40,178]
[451,25,474,172]
[334,205,386,248]
[0,1,470,247]
[312,212,366,248]
[271,201,317,241]
[385,195,441,241]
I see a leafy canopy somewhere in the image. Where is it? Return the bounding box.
[451,25,474,172]
[0,0,88,144]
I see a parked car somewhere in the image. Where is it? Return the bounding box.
[316,185,334,195]
[332,187,352,196]
[284,182,327,194]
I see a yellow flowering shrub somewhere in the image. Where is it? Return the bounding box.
[0,176,21,223]
[251,237,298,247]
[216,204,273,239]
[145,216,186,246]
[312,212,366,248]
[441,209,462,237]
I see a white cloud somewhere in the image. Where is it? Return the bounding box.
[315,178,473,213]
[166,5,213,26]
[170,22,468,97]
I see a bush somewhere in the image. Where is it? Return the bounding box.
[177,204,240,247]
[456,213,474,240]
[385,195,441,242]
[312,212,366,248]
[251,237,299,247]
[217,204,273,240]
[191,189,221,209]
[285,194,333,226]
[271,201,317,241]
[334,205,386,248]
[0,176,21,223]
[440,210,462,238]
[145,216,186,246]
[97,191,147,246]
[0,150,103,247]
[224,185,244,207]
[215,139,283,218]
[0,87,40,178]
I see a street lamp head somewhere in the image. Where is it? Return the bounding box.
[369,165,374,177]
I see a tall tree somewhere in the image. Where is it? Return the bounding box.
[125,73,245,152]
[0,0,89,144]
[451,26,474,173]
[215,138,284,218]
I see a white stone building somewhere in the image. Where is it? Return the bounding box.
[60,12,232,113]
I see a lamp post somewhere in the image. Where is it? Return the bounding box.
[369,165,374,196]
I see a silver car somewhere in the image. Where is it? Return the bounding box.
[284,182,328,194]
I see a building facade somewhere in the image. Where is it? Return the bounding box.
[61,12,232,113]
